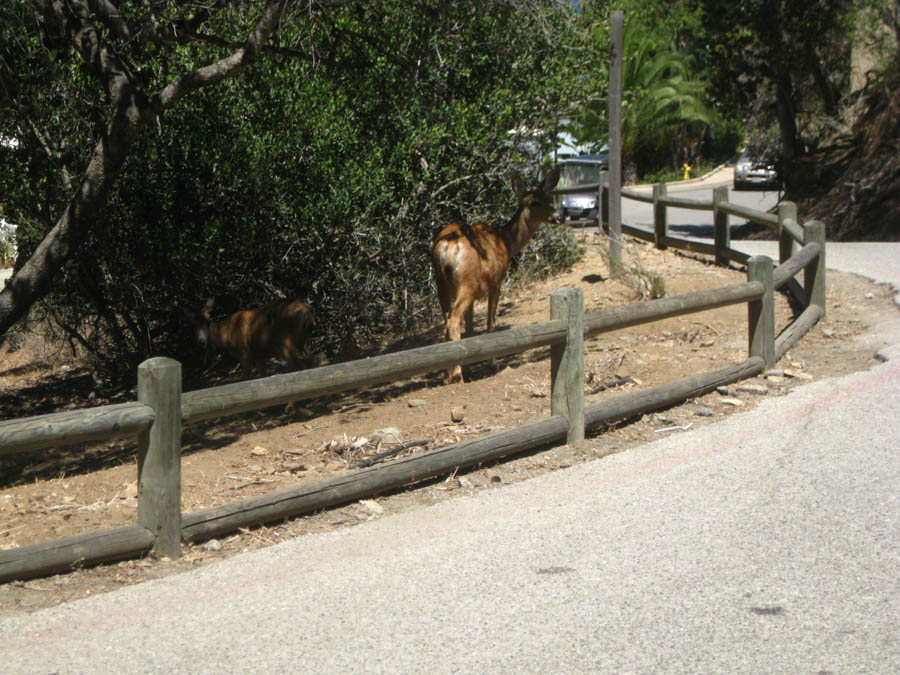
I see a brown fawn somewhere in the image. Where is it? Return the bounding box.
[431,166,560,383]
[193,297,314,377]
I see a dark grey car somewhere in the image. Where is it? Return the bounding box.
[556,155,609,222]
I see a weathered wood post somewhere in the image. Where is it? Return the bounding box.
[599,170,609,233]
[653,182,668,250]
[747,256,775,368]
[778,201,798,264]
[608,9,624,275]
[713,185,730,266]
[803,220,826,315]
[550,287,584,445]
[137,357,182,558]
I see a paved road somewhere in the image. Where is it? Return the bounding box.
[620,165,781,239]
[1,237,898,671]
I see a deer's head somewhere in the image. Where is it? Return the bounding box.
[510,165,561,226]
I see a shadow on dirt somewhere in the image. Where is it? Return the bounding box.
[1,317,548,488]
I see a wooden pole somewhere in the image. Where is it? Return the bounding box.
[0,525,154,583]
[775,304,823,360]
[0,402,154,457]
[183,417,571,542]
[137,357,182,558]
[778,201,798,264]
[713,185,730,266]
[608,10,624,275]
[747,256,775,368]
[585,357,765,428]
[182,321,566,423]
[599,170,609,232]
[653,182,668,250]
[550,287,584,445]
[803,220,826,315]
[584,281,762,336]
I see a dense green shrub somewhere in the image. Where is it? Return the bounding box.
[5,2,584,378]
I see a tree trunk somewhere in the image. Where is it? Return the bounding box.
[0,133,136,337]
[774,71,799,190]
[0,1,290,342]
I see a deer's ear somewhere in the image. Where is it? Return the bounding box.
[201,298,215,320]
[543,165,561,191]
[510,174,526,200]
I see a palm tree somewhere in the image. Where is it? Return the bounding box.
[566,27,717,182]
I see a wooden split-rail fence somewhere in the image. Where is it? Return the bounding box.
[0,180,826,583]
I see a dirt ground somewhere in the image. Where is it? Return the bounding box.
[1,232,897,616]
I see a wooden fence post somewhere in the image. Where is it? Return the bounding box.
[137,357,182,558]
[550,287,584,445]
[599,170,609,233]
[803,220,826,316]
[713,185,730,266]
[747,256,775,368]
[653,182,668,250]
[778,201,797,264]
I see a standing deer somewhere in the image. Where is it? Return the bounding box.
[431,166,560,383]
[193,297,314,377]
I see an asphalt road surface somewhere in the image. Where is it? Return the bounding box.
[2,241,898,674]
[624,186,780,239]
[613,165,779,239]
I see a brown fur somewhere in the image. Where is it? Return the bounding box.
[195,298,314,377]
[431,167,560,383]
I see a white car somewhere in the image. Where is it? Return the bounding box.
[733,149,781,190]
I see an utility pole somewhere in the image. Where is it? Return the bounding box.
[608,10,624,275]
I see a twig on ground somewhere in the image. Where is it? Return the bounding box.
[587,376,635,395]
[350,439,432,469]
[11,581,52,592]
[654,423,693,433]
[238,527,277,545]
[684,320,720,336]
[295,424,325,438]
[230,479,275,490]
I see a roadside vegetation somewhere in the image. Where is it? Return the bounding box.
[0,0,896,384]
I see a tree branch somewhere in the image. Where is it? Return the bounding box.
[155,1,290,112]
[0,1,295,338]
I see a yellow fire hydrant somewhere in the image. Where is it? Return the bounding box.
[682,163,692,180]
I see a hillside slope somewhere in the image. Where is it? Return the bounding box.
[790,75,899,241]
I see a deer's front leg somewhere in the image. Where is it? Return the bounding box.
[463,305,474,337]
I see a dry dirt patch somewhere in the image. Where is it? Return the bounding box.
[1,233,896,614]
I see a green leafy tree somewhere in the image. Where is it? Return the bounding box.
[566,15,719,181]
[687,0,898,186]
[1,1,583,376]
[0,1,296,342]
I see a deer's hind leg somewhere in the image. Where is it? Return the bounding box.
[486,286,502,333]
[283,338,303,371]
[443,293,476,384]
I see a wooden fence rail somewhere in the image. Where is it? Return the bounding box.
[574,174,825,306]
[0,402,155,456]
[0,178,827,583]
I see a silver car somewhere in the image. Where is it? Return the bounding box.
[733,149,780,190]
[556,155,608,221]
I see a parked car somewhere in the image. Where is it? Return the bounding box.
[733,149,781,190]
[556,154,609,222]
